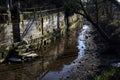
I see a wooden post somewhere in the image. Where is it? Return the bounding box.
[57,10,60,29]
[41,17,44,35]
[65,15,70,32]
[65,10,70,32]
[11,0,21,42]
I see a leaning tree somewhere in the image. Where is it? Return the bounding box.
[61,0,119,40]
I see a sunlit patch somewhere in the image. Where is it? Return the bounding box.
[117,0,120,2]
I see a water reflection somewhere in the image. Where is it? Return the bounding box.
[41,25,104,80]
[0,24,95,80]
[0,26,79,80]
[42,25,94,80]
[41,56,77,80]
[77,25,89,59]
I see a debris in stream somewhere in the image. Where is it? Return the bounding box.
[7,51,38,63]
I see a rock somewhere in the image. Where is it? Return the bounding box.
[77,77,80,80]
[0,59,4,63]
[66,75,70,78]
[77,66,80,69]
[26,53,38,58]
[73,61,75,64]
[59,77,64,80]
[85,58,88,61]
[91,64,95,67]
[5,46,10,51]
[85,36,88,39]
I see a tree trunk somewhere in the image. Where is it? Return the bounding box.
[11,1,21,42]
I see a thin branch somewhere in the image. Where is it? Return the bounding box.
[75,11,86,17]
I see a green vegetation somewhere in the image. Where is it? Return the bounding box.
[95,68,117,80]
[60,0,120,41]
[112,28,120,36]
[95,67,120,80]
[110,20,120,36]
[110,20,120,26]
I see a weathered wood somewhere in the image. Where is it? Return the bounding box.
[41,17,44,35]
[57,10,60,29]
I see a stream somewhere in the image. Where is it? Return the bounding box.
[0,24,119,80]
[42,24,99,80]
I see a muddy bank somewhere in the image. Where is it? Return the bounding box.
[63,23,120,80]
[41,24,107,80]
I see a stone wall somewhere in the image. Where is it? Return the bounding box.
[0,11,81,44]
[0,10,82,61]
[20,11,80,43]
[0,24,13,44]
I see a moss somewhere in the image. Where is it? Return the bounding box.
[95,68,117,80]
[110,20,120,26]
[112,28,120,36]
[100,16,107,22]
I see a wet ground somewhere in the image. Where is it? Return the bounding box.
[0,24,120,80]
